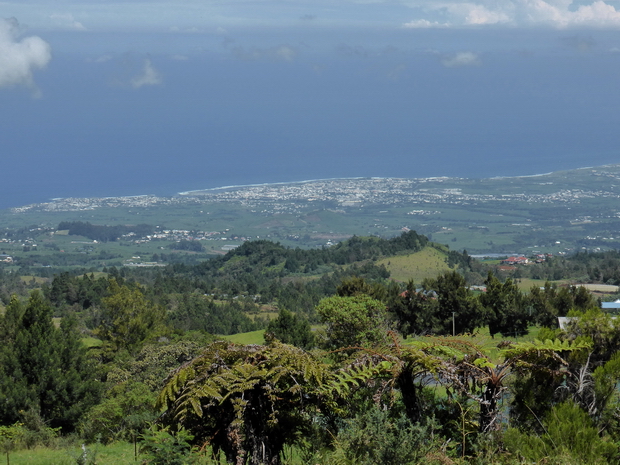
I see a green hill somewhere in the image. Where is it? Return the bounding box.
[378,246,454,283]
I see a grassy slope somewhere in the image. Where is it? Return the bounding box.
[219,330,266,345]
[377,246,453,283]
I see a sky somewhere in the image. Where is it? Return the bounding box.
[2,0,620,208]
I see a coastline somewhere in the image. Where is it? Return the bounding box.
[178,163,619,197]
[177,177,369,196]
[5,163,620,212]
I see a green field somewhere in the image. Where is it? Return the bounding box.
[5,442,137,465]
[378,247,453,283]
[220,330,266,345]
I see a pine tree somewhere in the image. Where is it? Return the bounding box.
[0,292,101,431]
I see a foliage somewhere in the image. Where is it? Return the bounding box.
[93,279,166,353]
[0,292,101,432]
[504,401,617,464]
[167,293,260,335]
[326,408,438,465]
[0,423,26,460]
[507,337,592,431]
[336,276,386,300]
[80,381,157,444]
[157,341,335,465]
[44,272,110,312]
[527,282,598,328]
[316,295,390,352]
[264,308,314,349]
[108,340,207,391]
[480,272,531,338]
[140,426,196,465]
[412,271,484,335]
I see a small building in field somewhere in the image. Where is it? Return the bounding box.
[501,256,529,265]
[602,300,620,311]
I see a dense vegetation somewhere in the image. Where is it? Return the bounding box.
[2,230,620,463]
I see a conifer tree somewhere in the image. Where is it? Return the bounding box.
[0,292,100,431]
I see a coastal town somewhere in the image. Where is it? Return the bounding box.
[10,168,620,216]
[4,166,620,267]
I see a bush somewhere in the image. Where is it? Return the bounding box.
[140,426,196,465]
[504,401,618,464]
[327,408,438,465]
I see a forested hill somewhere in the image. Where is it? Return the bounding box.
[150,230,472,305]
[208,229,430,271]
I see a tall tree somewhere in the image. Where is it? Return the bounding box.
[157,341,332,465]
[264,308,314,349]
[94,279,166,354]
[422,271,484,335]
[0,292,101,431]
[389,280,436,338]
[480,272,531,338]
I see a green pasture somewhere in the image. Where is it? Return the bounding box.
[378,247,453,283]
[5,441,137,465]
[219,330,266,345]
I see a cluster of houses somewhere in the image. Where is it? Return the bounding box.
[500,253,553,266]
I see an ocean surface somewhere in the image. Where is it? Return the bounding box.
[3,30,620,210]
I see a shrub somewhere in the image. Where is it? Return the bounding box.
[504,400,617,464]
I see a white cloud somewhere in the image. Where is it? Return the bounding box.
[276,45,297,61]
[403,0,620,29]
[5,0,620,35]
[516,0,620,27]
[232,45,298,62]
[131,58,162,88]
[462,4,511,25]
[441,51,481,67]
[50,13,86,31]
[0,18,52,95]
[571,1,620,26]
[403,19,451,28]
[89,54,112,63]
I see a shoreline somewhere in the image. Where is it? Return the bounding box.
[178,163,619,197]
[5,163,620,211]
[178,177,369,195]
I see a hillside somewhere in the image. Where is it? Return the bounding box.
[377,246,454,283]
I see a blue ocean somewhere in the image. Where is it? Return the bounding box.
[2,30,620,210]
